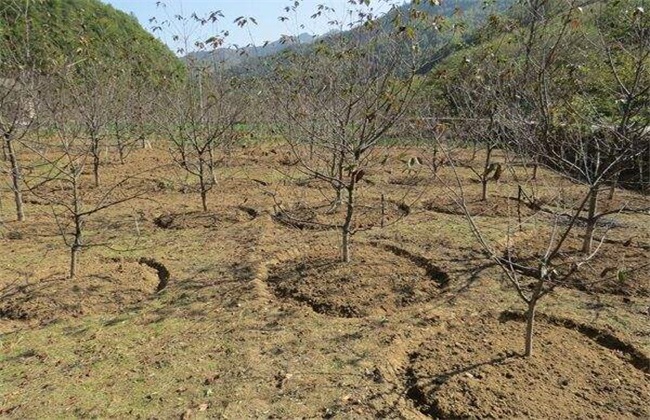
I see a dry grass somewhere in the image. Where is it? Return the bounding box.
[0,143,648,418]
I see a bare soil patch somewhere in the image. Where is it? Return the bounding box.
[0,258,160,323]
[424,194,541,218]
[274,199,409,231]
[407,315,650,419]
[154,206,257,229]
[266,243,448,317]
[570,242,650,297]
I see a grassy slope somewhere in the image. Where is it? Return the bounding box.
[0,0,182,79]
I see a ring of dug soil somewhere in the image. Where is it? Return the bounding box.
[405,311,650,419]
[273,200,410,231]
[423,195,542,218]
[0,257,170,323]
[153,206,259,229]
[264,242,449,318]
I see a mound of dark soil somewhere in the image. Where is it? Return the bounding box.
[424,194,541,218]
[0,259,160,323]
[154,207,257,229]
[388,174,434,187]
[274,200,409,231]
[407,316,650,419]
[266,243,447,317]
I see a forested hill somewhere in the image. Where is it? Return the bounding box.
[188,0,514,71]
[422,0,649,190]
[0,0,182,80]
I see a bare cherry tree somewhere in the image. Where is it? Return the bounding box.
[433,0,649,356]
[517,1,649,254]
[27,69,146,278]
[0,0,40,222]
[67,67,115,187]
[270,2,436,263]
[162,65,245,211]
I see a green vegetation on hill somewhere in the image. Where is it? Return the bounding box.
[0,0,182,81]
[421,0,649,189]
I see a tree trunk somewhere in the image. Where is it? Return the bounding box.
[341,185,355,263]
[481,145,493,201]
[208,145,217,183]
[481,179,488,202]
[117,138,126,164]
[70,216,82,279]
[582,187,599,254]
[200,187,208,212]
[70,245,79,279]
[4,134,25,221]
[524,299,537,357]
[199,160,208,212]
[607,174,618,200]
[92,138,100,187]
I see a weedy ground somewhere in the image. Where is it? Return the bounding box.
[1,142,648,418]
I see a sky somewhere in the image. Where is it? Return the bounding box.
[102,0,403,54]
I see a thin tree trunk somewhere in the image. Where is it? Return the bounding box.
[200,187,208,212]
[208,145,217,183]
[199,160,208,212]
[582,187,599,254]
[524,299,537,357]
[607,174,618,200]
[70,216,82,278]
[341,185,355,263]
[481,179,488,202]
[70,174,83,278]
[92,138,100,187]
[4,134,25,221]
[70,243,79,279]
[481,145,493,201]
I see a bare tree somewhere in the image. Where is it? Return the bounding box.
[67,67,115,187]
[441,153,617,357]
[163,68,245,212]
[515,0,649,254]
[27,70,146,278]
[0,0,39,222]
[270,3,434,263]
[0,76,35,222]
[429,0,649,357]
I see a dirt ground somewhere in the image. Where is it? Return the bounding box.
[1,143,649,418]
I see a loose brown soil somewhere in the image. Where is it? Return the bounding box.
[407,315,650,419]
[1,144,648,418]
[154,206,257,229]
[424,193,541,218]
[0,258,160,322]
[267,243,448,317]
[274,199,409,231]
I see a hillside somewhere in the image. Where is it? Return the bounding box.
[422,0,649,190]
[186,32,316,67]
[0,0,182,79]
[188,0,514,71]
